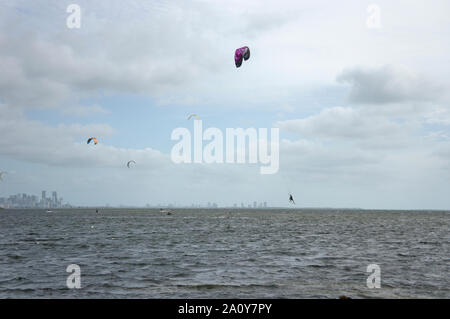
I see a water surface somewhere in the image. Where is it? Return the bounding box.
[0,209,448,298]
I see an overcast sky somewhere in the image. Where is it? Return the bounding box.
[1,0,450,209]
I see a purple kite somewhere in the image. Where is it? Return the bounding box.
[234,46,250,68]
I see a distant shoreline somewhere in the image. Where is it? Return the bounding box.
[1,207,449,212]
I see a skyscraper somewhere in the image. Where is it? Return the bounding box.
[41,191,46,202]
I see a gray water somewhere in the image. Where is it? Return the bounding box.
[0,209,448,298]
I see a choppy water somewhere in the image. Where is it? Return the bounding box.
[0,209,448,298]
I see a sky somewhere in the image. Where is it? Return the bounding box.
[1,0,450,209]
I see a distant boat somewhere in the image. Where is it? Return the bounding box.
[159,208,171,214]
[46,210,54,213]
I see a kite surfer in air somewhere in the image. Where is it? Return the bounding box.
[289,194,295,205]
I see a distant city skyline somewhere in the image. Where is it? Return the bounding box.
[0,190,274,209]
[0,190,71,209]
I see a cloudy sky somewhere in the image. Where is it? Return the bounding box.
[1,0,450,209]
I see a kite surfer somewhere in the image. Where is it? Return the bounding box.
[289,194,295,205]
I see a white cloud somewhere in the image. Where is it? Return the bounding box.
[425,106,450,126]
[337,65,440,104]
[272,62,450,208]
[277,106,409,140]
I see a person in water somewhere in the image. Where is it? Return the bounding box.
[289,194,295,204]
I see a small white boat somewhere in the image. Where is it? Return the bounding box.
[46,210,54,213]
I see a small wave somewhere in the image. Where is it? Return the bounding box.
[174,283,279,290]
